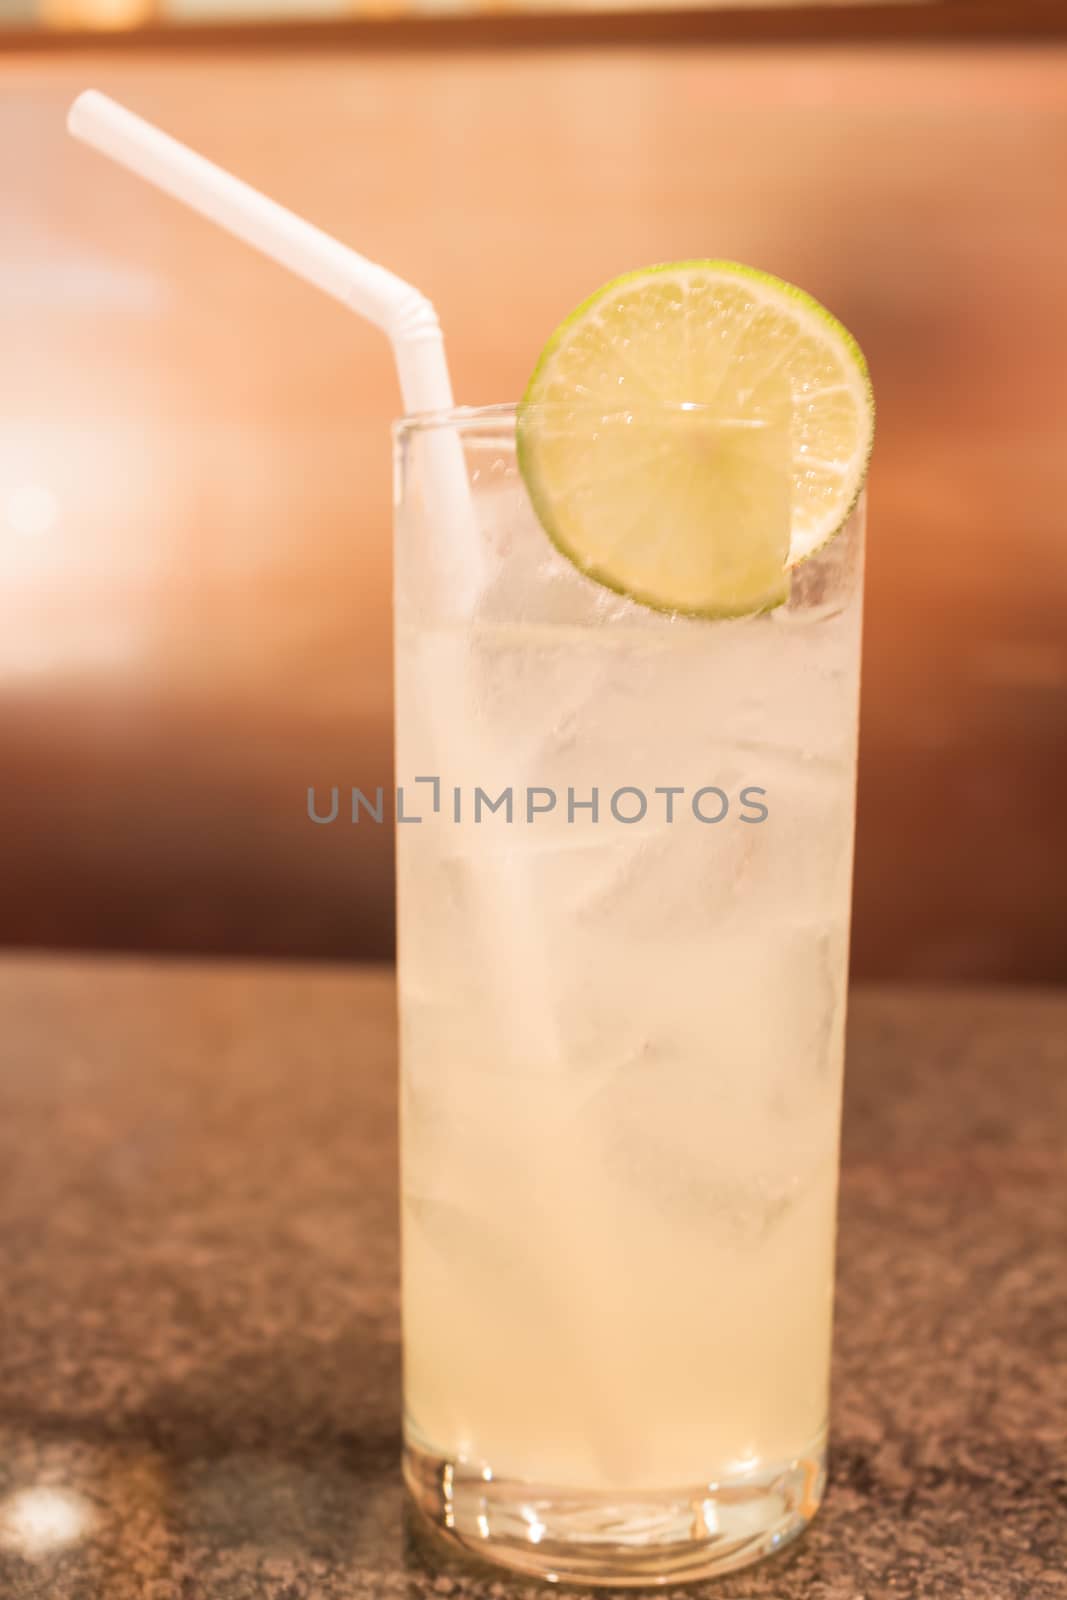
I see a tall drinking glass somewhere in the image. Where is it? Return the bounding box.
[394,403,864,1587]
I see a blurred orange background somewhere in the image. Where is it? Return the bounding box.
[2,21,1065,979]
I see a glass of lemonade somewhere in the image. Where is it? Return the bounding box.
[394,261,872,1585]
[394,407,865,1585]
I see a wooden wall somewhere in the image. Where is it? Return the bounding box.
[1,37,1065,978]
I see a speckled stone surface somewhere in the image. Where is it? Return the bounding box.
[0,959,1064,1599]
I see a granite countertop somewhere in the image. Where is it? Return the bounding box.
[0,958,1064,1600]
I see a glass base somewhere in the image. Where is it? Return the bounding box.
[403,1432,826,1588]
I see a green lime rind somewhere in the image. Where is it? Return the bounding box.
[522,259,875,560]
[517,260,874,616]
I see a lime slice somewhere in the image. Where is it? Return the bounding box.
[517,260,874,617]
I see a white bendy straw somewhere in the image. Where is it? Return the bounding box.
[67,89,480,606]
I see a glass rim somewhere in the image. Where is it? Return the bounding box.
[393,401,783,438]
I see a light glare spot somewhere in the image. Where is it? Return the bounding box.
[522,1506,547,1544]
[4,484,59,539]
[0,1487,96,1555]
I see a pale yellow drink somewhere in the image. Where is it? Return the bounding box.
[394,406,864,1583]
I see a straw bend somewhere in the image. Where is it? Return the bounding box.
[343,270,441,345]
